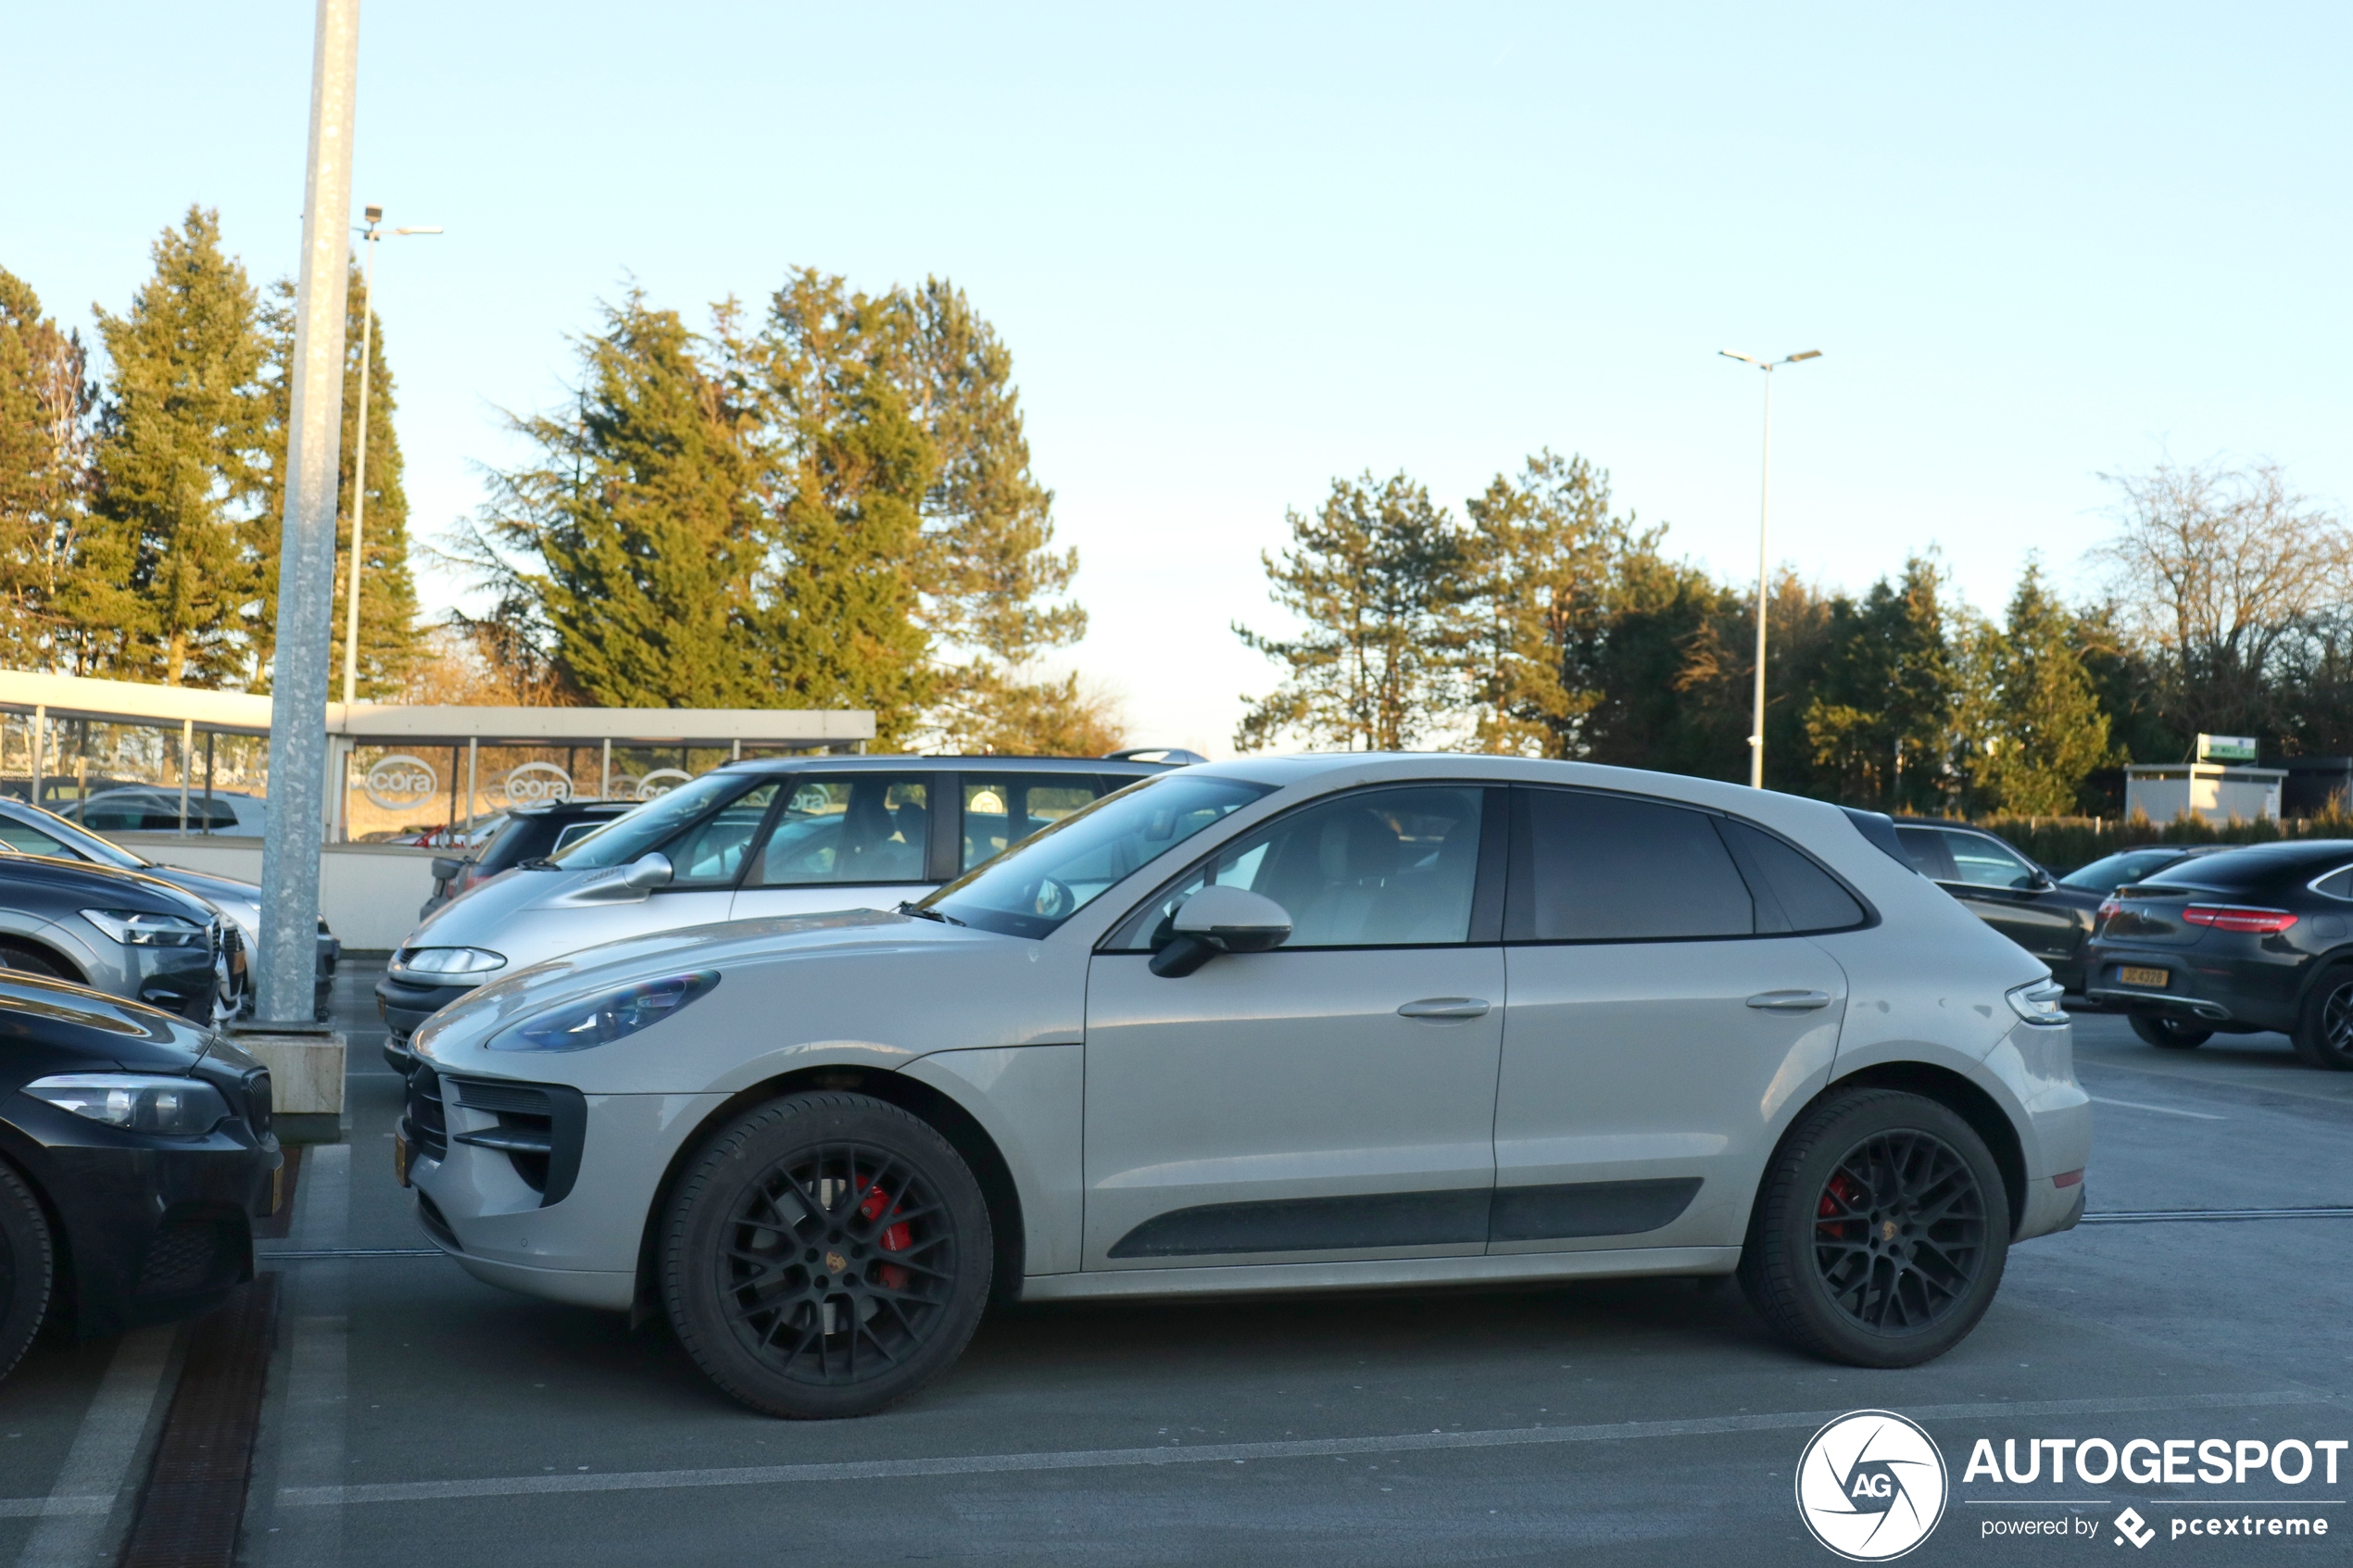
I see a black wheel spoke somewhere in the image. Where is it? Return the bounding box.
[1811,1126,1985,1337]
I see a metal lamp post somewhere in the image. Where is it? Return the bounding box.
[1718,347,1822,789]
[342,207,441,707]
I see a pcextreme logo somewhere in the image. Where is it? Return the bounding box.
[1796,1410,1950,1562]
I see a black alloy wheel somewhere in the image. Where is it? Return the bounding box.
[2292,967,2353,1072]
[0,943,67,981]
[2129,1014,2212,1051]
[662,1092,992,1419]
[0,1161,54,1385]
[1740,1088,2009,1368]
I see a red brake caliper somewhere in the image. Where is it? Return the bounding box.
[859,1185,912,1291]
[1818,1172,1862,1239]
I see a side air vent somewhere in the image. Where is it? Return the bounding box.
[401,1065,447,1160]
[445,1076,586,1207]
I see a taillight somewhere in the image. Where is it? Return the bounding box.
[2096,899,2123,922]
[2181,904,2297,935]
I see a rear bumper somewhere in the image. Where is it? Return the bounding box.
[2084,941,2301,1032]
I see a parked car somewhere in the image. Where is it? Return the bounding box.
[60,786,268,836]
[376,757,1175,1073]
[0,973,279,1382]
[399,757,2087,1418]
[2086,839,2353,1065]
[0,852,243,1023]
[0,798,338,1018]
[1890,819,2101,992]
[420,798,643,920]
[2055,844,2235,897]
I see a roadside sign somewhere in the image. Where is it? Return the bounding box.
[2196,734,2258,762]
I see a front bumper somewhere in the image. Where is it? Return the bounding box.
[0,1095,280,1336]
[376,972,484,1072]
[2084,941,2302,1033]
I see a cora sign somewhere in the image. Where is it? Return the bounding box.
[361,754,439,811]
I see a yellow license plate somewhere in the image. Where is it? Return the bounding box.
[2118,965,2170,987]
[393,1131,411,1188]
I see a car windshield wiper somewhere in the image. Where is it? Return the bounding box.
[896,901,965,926]
[516,858,563,871]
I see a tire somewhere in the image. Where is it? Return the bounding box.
[2129,1014,2212,1050]
[661,1092,993,1419]
[2291,966,2353,1071]
[1739,1088,2010,1369]
[0,1162,55,1386]
[0,943,68,981]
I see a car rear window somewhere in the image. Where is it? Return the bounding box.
[2143,846,2353,895]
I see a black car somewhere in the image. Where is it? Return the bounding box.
[1892,818,2102,991]
[420,797,642,919]
[2052,843,2236,897]
[2086,839,2353,1066]
[0,974,279,1381]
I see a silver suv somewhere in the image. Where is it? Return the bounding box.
[376,756,1173,1071]
[400,755,2091,1418]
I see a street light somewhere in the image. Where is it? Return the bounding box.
[1718,347,1821,788]
[343,205,442,708]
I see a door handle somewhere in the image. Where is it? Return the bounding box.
[1397,997,1491,1021]
[1746,989,1834,1012]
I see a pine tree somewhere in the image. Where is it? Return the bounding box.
[76,207,269,685]
[1976,562,2111,814]
[1803,556,1959,809]
[1461,451,1626,757]
[252,264,422,695]
[0,268,95,670]
[473,291,761,708]
[1233,472,1469,751]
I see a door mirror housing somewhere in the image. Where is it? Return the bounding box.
[623,852,674,892]
[2027,868,2054,891]
[1150,886,1293,977]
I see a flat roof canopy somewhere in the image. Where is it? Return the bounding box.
[0,671,873,746]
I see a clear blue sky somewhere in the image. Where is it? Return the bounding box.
[6,4,2347,755]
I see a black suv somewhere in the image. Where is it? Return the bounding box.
[420,797,641,919]
[1891,818,2103,992]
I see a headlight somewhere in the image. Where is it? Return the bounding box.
[81,909,207,947]
[401,947,508,976]
[22,1073,229,1135]
[2006,979,2068,1026]
[489,972,720,1053]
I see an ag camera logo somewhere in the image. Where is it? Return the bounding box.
[1796,1411,1948,1561]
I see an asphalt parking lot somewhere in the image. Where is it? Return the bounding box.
[6,958,2350,1567]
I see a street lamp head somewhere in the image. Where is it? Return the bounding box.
[363,203,383,224]
[393,226,444,236]
[1784,349,1823,363]
[1718,349,1762,367]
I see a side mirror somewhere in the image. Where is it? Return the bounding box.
[623,852,674,892]
[1150,885,1292,977]
[2028,868,2054,891]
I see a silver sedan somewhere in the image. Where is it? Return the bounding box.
[401,755,2090,1419]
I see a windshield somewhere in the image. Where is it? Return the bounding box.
[0,802,149,870]
[921,773,1275,938]
[2057,847,2183,892]
[550,771,765,869]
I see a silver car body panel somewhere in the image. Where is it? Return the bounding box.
[407,754,2088,1313]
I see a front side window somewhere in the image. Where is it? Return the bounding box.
[1509,789,1754,941]
[962,774,1108,872]
[1111,786,1487,951]
[923,774,1273,939]
[751,776,931,886]
[1940,830,2038,890]
[553,771,765,872]
[663,784,783,886]
[0,820,73,858]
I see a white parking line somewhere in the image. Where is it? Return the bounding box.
[9,1325,172,1565]
[2090,1096,2225,1121]
[274,1389,2325,1509]
[251,1140,351,1568]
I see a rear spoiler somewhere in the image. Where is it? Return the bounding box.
[1842,807,1919,872]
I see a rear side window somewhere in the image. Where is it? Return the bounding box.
[1894,826,1957,881]
[962,774,1112,872]
[1718,819,1867,933]
[1509,789,1753,941]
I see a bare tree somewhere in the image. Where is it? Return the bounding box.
[2092,458,2353,741]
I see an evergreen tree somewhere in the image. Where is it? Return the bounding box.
[76,207,270,686]
[0,268,95,670]
[1233,472,1468,751]
[1461,450,1625,757]
[474,291,761,708]
[253,264,422,694]
[1802,556,1959,810]
[1974,562,2112,814]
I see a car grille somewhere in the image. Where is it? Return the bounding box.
[402,1063,447,1160]
[444,1076,587,1206]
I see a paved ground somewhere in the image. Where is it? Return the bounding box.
[5,960,2350,1566]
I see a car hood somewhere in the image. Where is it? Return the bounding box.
[400,860,585,947]
[412,908,990,1060]
[0,972,216,1093]
[0,852,220,920]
